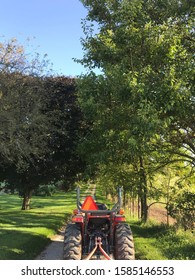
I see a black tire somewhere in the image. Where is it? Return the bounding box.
[114,223,135,260]
[63,223,82,260]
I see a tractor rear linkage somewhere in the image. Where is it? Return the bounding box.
[84,236,112,260]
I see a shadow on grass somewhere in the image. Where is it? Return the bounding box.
[0,212,70,231]
[130,220,167,238]
[0,195,22,210]
[0,229,50,260]
[162,242,195,260]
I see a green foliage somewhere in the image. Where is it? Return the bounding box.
[39,76,85,187]
[78,0,195,223]
[33,184,57,197]
[167,189,195,230]
[96,163,139,197]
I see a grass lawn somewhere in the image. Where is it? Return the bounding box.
[0,190,77,260]
[129,220,168,260]
[129,219,195,260]
[1,186,194,260]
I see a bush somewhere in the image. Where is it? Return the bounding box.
[34,184,56,197]
[167,190,195,230]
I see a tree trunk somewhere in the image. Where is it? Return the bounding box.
[123,189,126,208]
[132,196,135,218]
[21,189,33,210]
[138,196,141,219]
[140,190,148,222]
[139,157,148,223]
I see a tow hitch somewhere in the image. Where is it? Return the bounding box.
[84,237,112,260]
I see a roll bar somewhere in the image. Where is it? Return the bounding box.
[76,186,123,214]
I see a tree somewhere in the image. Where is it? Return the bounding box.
[77,0,195,221]
[41,76,85,187]
[0,76,50,208]
[0,39,84,209]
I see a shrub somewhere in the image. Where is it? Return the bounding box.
[167,190,195,230]
[34,184,56,197]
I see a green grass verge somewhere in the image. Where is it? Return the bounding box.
[0,190,77,260]
[128,219,195,260]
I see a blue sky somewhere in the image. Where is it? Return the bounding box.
[0,0,89,77]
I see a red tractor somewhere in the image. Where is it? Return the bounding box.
[63,187,135,260]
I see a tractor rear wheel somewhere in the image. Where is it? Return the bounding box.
[63,223,82,260]
[114,223,135,260]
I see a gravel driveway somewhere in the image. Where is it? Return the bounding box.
[35,226,65,260]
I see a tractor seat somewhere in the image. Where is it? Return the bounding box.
[96,203,108,210]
